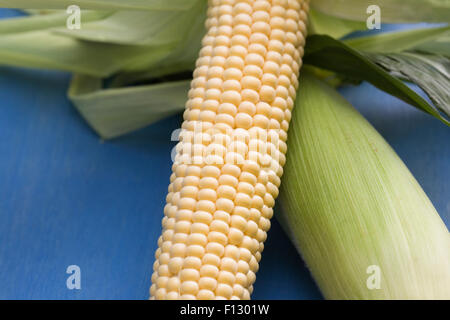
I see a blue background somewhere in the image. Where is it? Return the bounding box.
[0,9,448,299]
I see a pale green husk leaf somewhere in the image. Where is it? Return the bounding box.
[304,35,450,125]
[370,52,450,117]
[311,0,450,23]
[308,9,366,39]
[345,26,450,53]
[414,30,450,56]
[0,0,196,11]
[279,73,450,299]
[0,7,448,139]
[55,0,206,46]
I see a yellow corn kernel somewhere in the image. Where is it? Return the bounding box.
[150,0,309,300]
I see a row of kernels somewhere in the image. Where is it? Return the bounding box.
[245,0,307,280]
[176,141,286,168]
[158,168,258,298]
[151,0,220,293]
[210,0,296,291]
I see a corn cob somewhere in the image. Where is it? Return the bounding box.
[149,0,309,300]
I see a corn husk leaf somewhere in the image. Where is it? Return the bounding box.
[68,74,188,139]
[22,9,62,15]
[0,10,110,34]
[304,34,450,125]
[0,0,196,11]
[308,9,366,39]
[106,4,205,87]
[55,0,206,46]
[279,73,450,299]
[311,0,450,23]
[0,9,448,141]
[345,26,450,53]
[109,62,195,88]
[0,6,205,78]
[370,52,450,117]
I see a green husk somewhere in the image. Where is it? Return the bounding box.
[55,10,189,46]
[0,10,110,34]
[414,31,450,57]
[55,0,206,46]
[0,28,172,77]
[304,34,450,125]
[369,52,450,117]
[279,73,450,299]
[311,0,450,23]
[345,26,450,53]
[0,0,196,11]
[0,5,205,78]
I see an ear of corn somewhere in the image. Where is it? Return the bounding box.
[150,0,310,300]
[279,73,450,299]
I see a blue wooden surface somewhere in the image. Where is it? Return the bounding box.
[0,10,448,299]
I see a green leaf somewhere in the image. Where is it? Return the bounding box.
[370,52,450,118]
[0,0,196,11]
[107,1,206,86]
[22,9,62,14]
[0,10,110,34]
[279,72,450,299]
[55,0,206,46]
[109,63,194,88]
[308,9,366,39]
[304,35,449,125]
[414,30,450,56]
[55,11,187,46]
[68,74,188,139]
[345,25,450,53]
[311,0,450,23]
[0,29,173,77]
